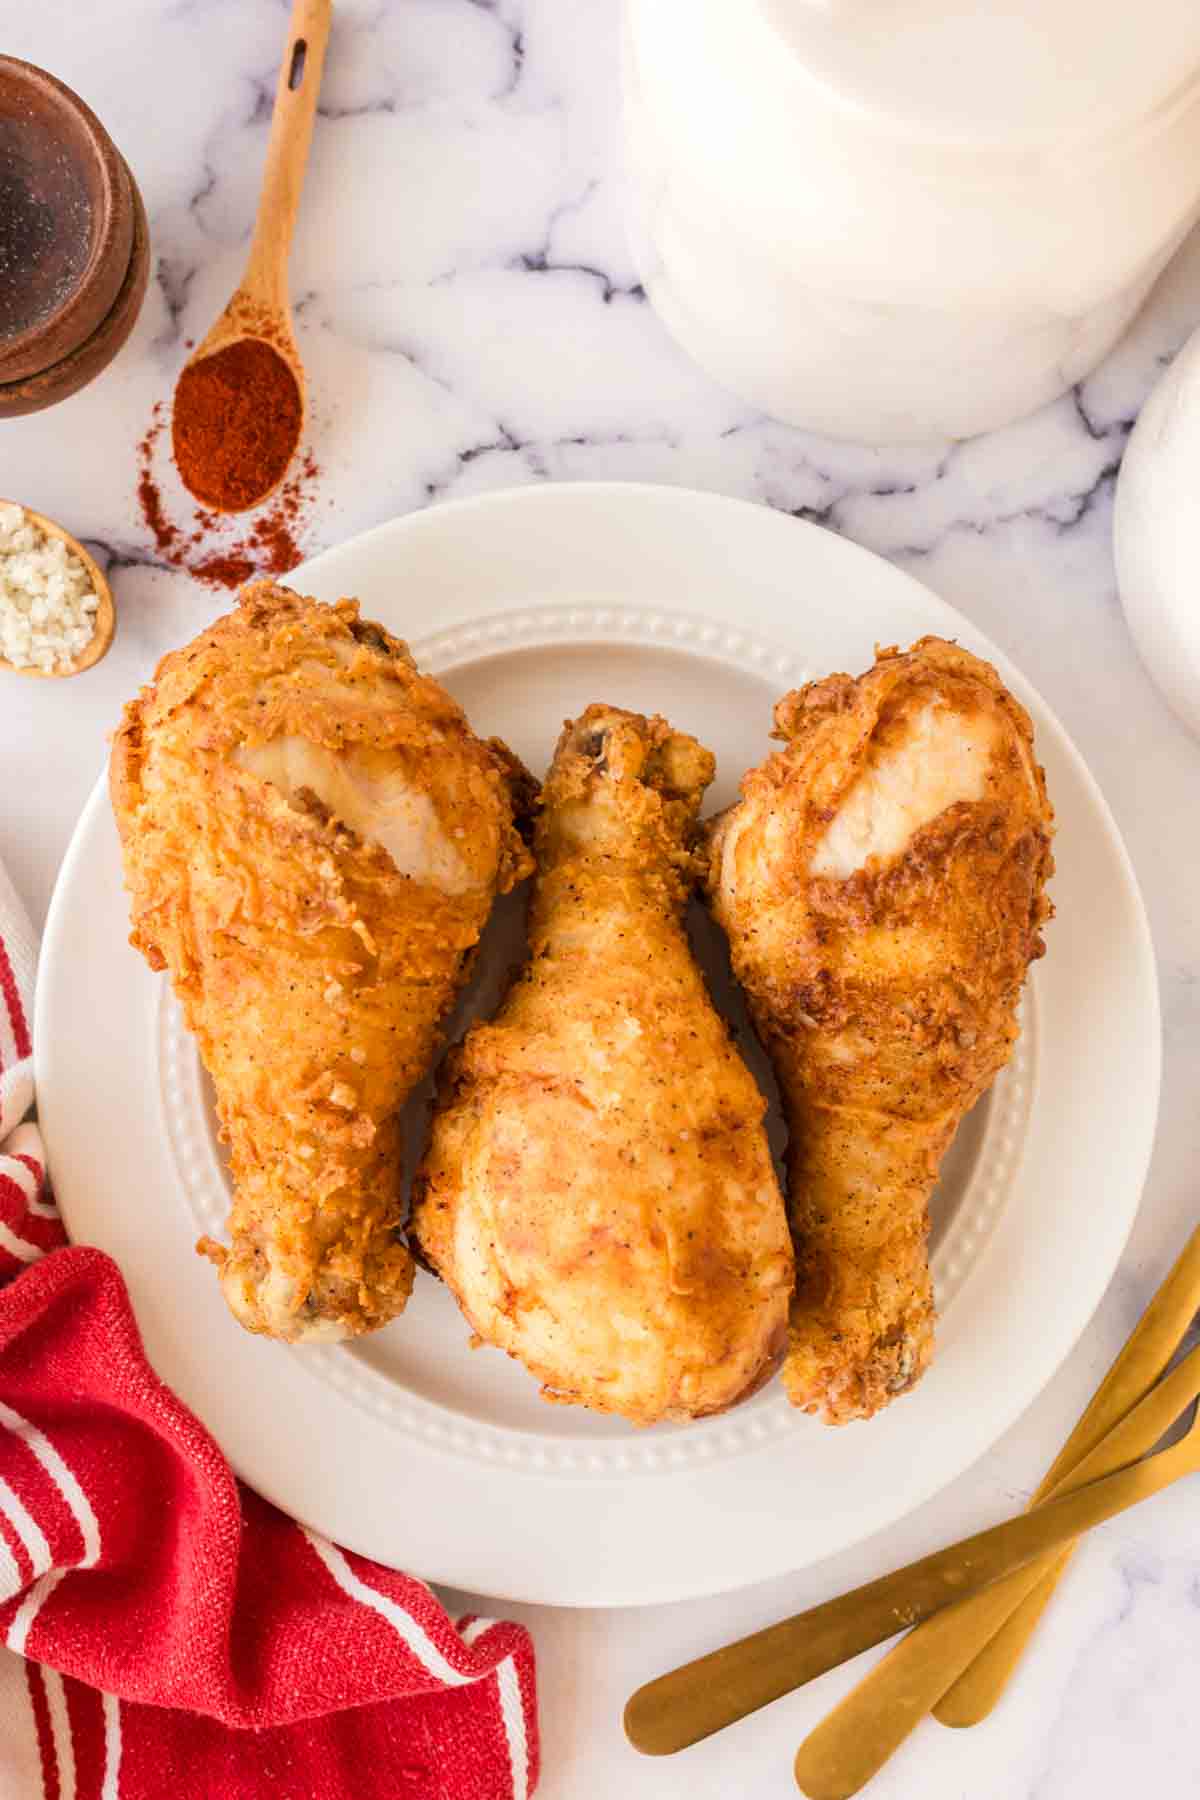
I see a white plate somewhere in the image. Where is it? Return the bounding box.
[36,483,1160,1607]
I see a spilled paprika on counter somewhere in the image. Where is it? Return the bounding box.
[136,399,322,593]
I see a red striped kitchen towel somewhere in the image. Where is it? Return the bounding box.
[0,856,538,1800]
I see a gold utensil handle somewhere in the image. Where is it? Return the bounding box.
[936,1221,1200,1728]
[627,1411,1197,1760]
[790,1438,1196,1800]
[793,1566,1050,1800]
[790,1341,1200,1797]
[931,1557,1067,1728]
[244,0,333,304]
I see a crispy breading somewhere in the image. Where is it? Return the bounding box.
[412,705,794,1425]
[111,581,532,1342]
[705,638,1054,1423]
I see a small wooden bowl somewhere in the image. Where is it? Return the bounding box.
[0,58,135,385]
[0,503,115,679]
[0,163,149,418]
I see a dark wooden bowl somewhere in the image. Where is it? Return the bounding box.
[0,57,135,385]
[0,157,149,418]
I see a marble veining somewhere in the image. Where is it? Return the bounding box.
[3,4,1200,1797]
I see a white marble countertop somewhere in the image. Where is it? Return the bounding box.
[4,3,1200,1796]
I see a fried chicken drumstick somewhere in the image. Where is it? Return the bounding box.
[413,705,794,1424]
[705,638,1054,1423]
[111,582,531,1343]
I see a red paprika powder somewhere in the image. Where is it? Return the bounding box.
[171,338,302,512]
[136,403,321,592]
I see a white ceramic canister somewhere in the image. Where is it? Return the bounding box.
[624,1,1200,444]
[1114,323,1200,740]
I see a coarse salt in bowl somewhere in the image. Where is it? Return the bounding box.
[0,500,101,673]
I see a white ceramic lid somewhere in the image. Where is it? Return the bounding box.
[759,0,1200,145]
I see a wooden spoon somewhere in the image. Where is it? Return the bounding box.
[172,0,332,512]
[0,503,114,679]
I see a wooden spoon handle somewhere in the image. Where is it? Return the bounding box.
[243,0,333,306]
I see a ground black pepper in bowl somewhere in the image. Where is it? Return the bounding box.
[0,56,144,406]
[0,113,93,343]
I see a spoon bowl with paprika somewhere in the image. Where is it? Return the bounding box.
[172,0,330,515]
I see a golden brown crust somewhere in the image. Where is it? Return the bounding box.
[706,637,1054,1423]
[111,580,533,1342]
[413,704,793,1425]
